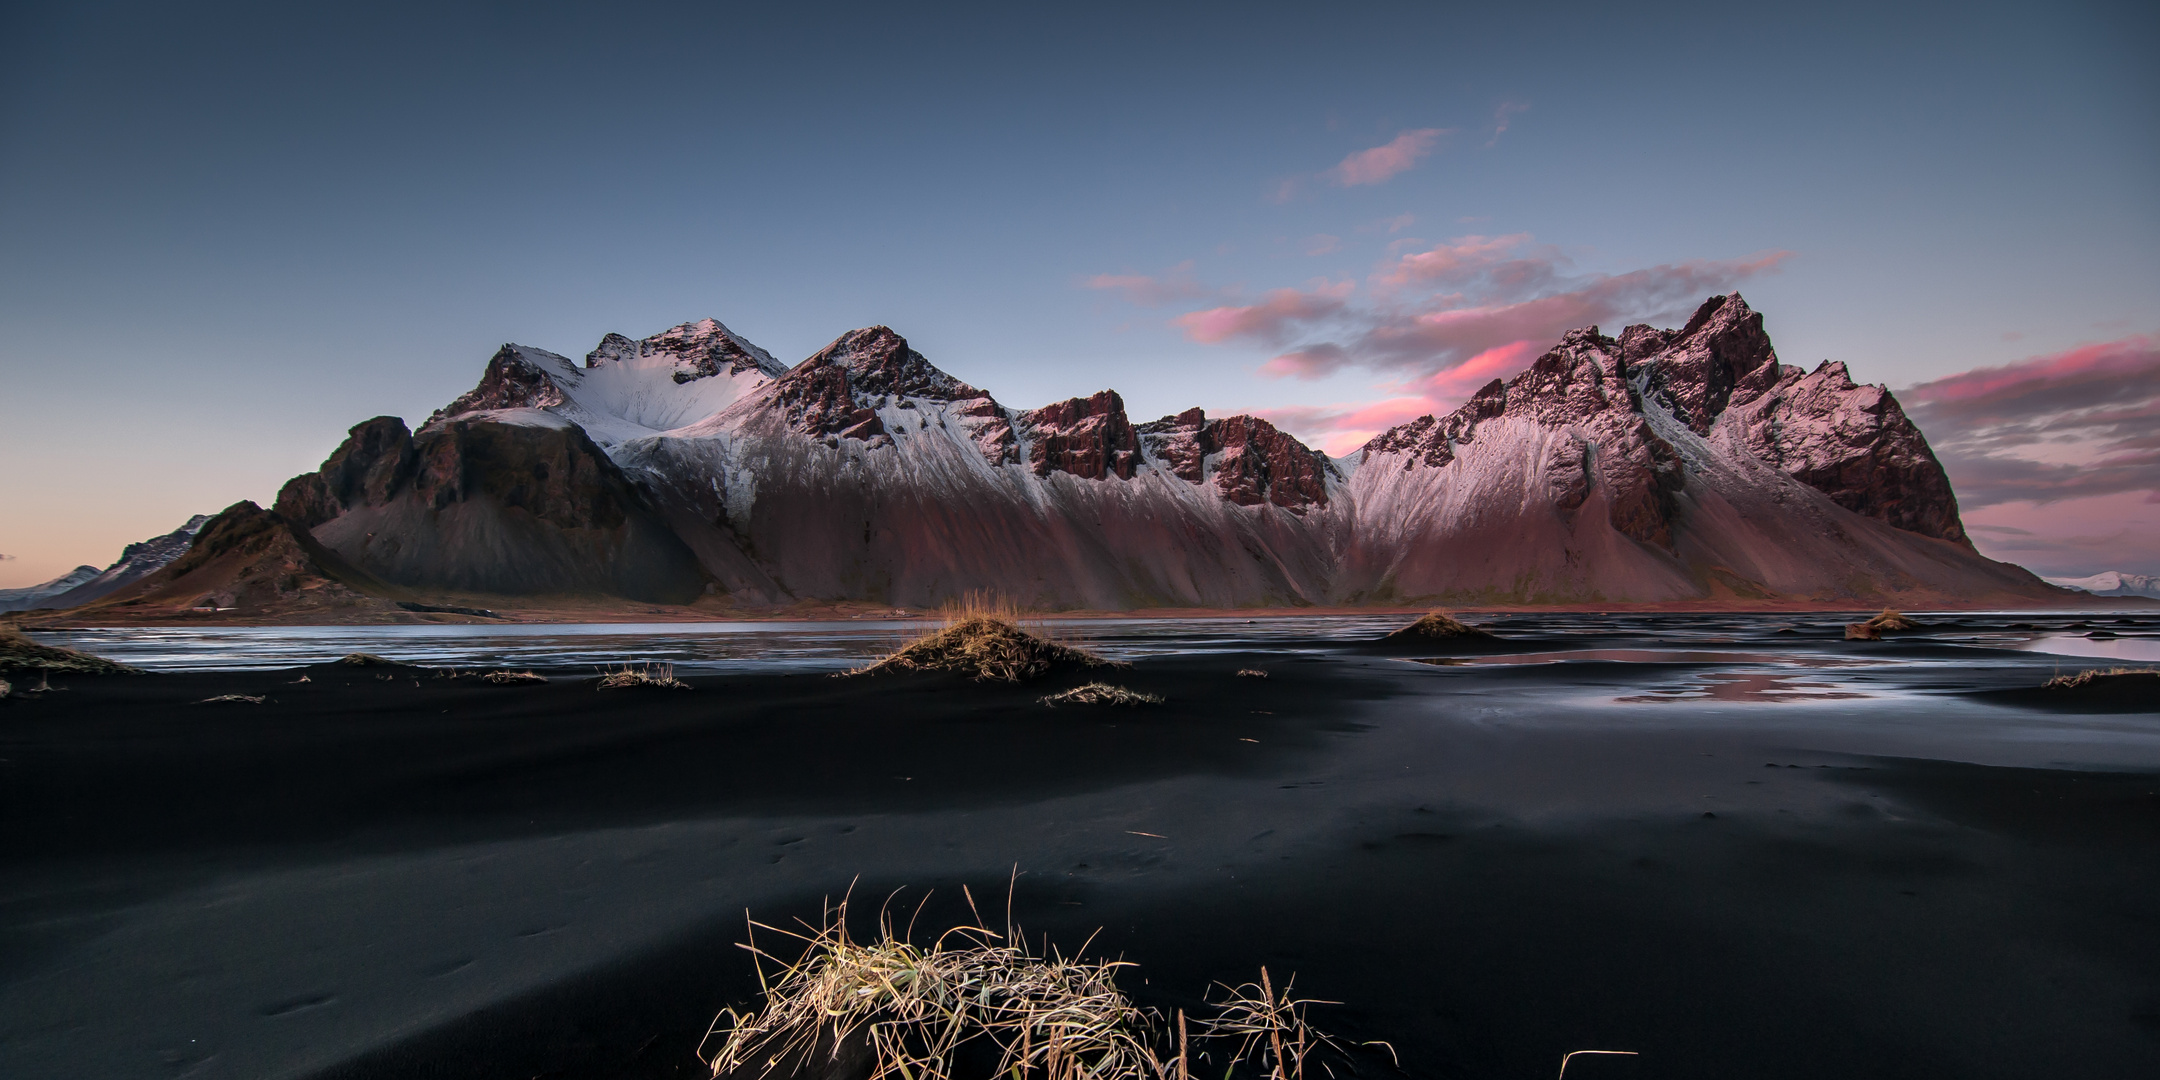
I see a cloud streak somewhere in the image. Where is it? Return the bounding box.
[1096,232,1791,452]
[1903,336,2160,511]
[1329,128,1449,186]
[1082,262,1211,307]
[1486,101,1530,147]
[1192,235,1789,384]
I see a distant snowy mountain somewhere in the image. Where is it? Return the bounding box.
[0,566,102,612]
[10,516,212,613]
[2045,572,2160,599]
[72,296,2061,618]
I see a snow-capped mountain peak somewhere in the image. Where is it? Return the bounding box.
[431,319,788,448]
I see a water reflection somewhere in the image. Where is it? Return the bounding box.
[22,609,2157,674]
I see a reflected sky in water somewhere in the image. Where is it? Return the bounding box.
[22,610,2160,675]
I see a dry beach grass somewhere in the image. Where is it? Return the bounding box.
[1039,683,1163,708]
[704,889,1353,1080]
[1382,610,1493,641]
[595,662,691,690]
[850,595,1118,684]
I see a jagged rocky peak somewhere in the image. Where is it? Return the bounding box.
[1358,293,1967,547]
[1622,293,1781,434]
[277,416,418,530]
[434,345,570,422]
[586,318,786,383]
[744,326,1017,458]
[1020,391,1141,480]
[811,326,986,401]
[1137,408,1339,510]
[1724,356,1967,543]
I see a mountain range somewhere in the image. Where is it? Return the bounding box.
[1,515,207,613]
[48,294,2068,621]
[2044,572,2160,599]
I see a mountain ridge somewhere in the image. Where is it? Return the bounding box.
[34,296,2071,621]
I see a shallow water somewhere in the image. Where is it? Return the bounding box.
[24,609,2158,677]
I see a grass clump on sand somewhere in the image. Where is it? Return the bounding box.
[0,626,140,675]
[2043,667,2160,691]
[1846,609,1920,640]
[595,662,690,690]
[1383,610,1493,642]
[705,891,1358,1080]
[1040,683,1164,708]
[196,693,266,705]
[482,670,547,685]
[337,652,410,668]
[849,595,1116,684]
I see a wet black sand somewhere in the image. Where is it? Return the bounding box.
[2,618,2157,1079]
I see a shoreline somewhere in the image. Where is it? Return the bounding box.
[1,617,2155,1079]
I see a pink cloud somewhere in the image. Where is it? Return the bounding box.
[1211,246,1790,381]
[1253,397,1441,456]
[1903,335,2160,513]
[1081,262,1209,307]
[1173,281,1355,345]
[1329,128,1449,186]
[1303,233,1341,256]
[1378,233,1549,288]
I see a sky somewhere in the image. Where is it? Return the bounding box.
[1,0,2155,587]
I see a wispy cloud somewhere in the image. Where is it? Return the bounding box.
[1207,236,1789,383]
[0,554,14,561]
[1485,100,1530,147]
[1100,232,1790,452]
[1081,261,1211,307]
[1329,128,1450,186]
[1903,336,2160,510]
[1172,280,1357,345]
[1251,338,1549,454]
[1303,234,1341,256]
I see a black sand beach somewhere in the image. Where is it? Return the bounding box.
[2,614,2157,1079]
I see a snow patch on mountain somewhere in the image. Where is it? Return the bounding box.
[2045,572,2160,598]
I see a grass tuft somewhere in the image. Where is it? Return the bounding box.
[482,670,547,685]
[2043,666,2160,690]
[595,662,690,690]
[0,627,140,675]
[196,693,265,704]
[336,652,408,668]
[849,594,1117,684]
[1040,683,1164,708]
[1846,608,1921,640]
[1383,611,1493,641]
[704,888,1357,1080]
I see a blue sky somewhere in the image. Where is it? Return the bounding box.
[2,0,2155,585]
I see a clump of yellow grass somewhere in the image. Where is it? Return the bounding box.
[1846,608,1920,640]
[595,662,690,690]
[2043,667,2160,690]
[1382,610,1494,641]
[704,886,1360,1080]
[848,593,1117,684]
[1040,683,1163,708]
